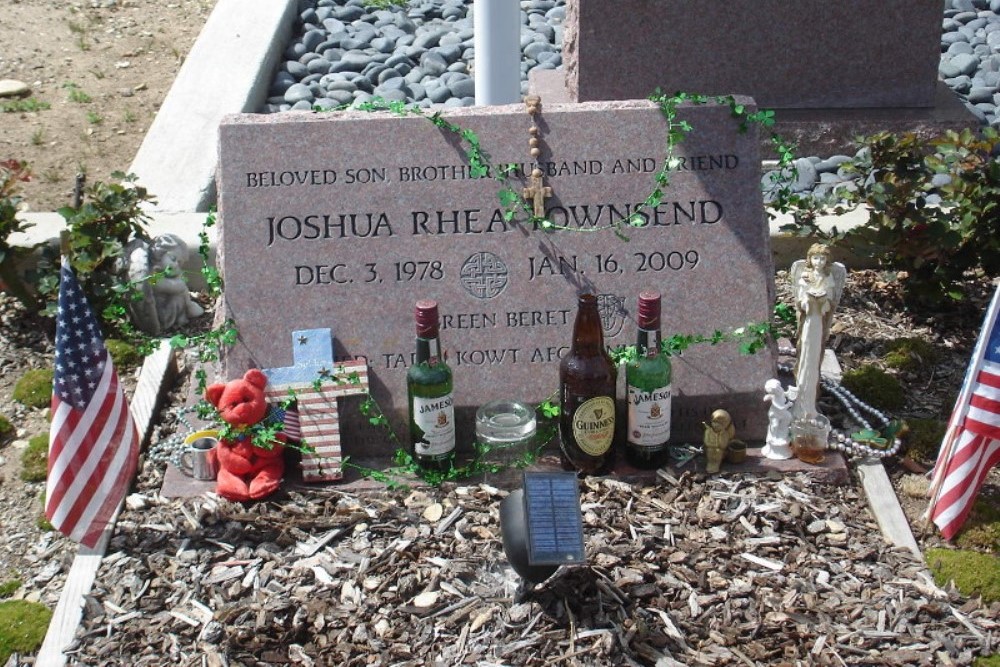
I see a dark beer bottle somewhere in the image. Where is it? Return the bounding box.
[625,291,672,469]
[407,300,455,472]
[559,293,617,474]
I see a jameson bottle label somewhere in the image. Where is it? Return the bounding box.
[413,394,455,456]
[627,385,671,448]
[571,396,615,456]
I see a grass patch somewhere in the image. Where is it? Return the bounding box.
[841,365,905,412]
[20,435,47,483]
[0,600,52,664]
[903,417,947,464]
[105,339,141,369]
[63,82,91,104]
[975,655,1000,666]
[0,580,20,599]
[0,415,13,443]
[12,369,53,409]
[956,497,1000,552]
[883,337,941,371]
[925,548,1000,603]
[85,111,103,125]
[0,98,50,113]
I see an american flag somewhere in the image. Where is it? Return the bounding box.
[46,260,139,548]
[927,282,1000,541]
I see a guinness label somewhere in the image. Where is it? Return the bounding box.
[571,396,615,456]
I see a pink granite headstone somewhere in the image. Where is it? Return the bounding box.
[562,0,942,109]
[216,99,776,454]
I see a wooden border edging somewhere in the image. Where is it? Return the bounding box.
[856,458,923,559]
[36,343,176,666]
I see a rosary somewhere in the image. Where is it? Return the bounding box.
[522,95,552,218]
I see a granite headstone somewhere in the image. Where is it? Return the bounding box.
[562,0,942,110]
[216,99,776,455]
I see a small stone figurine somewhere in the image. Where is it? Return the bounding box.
[123,234,204,336]
[762,380,795,460]
[790,243,846,419]
[703,409,735,474]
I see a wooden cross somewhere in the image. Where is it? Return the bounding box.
[523,167,552,218]
[262,328,368,482]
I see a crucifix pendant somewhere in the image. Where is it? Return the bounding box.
[523,167,552,218]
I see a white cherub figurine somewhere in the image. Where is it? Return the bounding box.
[762,379,795,460]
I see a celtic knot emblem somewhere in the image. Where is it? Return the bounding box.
[597,294,626,338]
[460,251,509,300]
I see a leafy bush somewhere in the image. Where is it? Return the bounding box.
[20,435,48,483]
[777,128,1000,303]
[36,171,154,326]
[0,159,40,309]
[841,365,905,412]
[12,369,53,409]
[0,599,52,664]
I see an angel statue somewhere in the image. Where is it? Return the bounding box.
[122,234,204,336]
[762,380,795,460]
[790,243,846,419]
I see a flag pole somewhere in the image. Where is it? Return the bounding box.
[59,230,70,260]
[923,280,1000,523]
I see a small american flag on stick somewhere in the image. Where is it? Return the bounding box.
[46,259,139,548]
[926,281,1000,540]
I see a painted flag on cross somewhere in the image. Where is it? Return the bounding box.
[926,282,1000,540]
[46,259,140,548]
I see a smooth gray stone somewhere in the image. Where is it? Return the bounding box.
[814,155,853,172]
[350,75,374,93]
[284,83,315,104]
[951,52,981,76]
[404,66,426,84]
[982,54,1000,72]
[385,53,415,69]
[306,57,332,75]
[968,85,996,102]
[536,51,561,66]
[414,28,447,49]
[420,50,449,76]
[380,25,406,41]
[443,96,467,107]
[426,84,451,103]
[974,101,995,112]
[378,67,403,84]
[790,157,819,192]
[334,5,365,21]
[446,62,468,73]
[434,43,463,62]
[532,23,555,42]
[313,97,341,110]
[524,41,555,60]
[397,34,416,47]
[269,71,296,96]
[322,47,344,61]
[284,60,308,78]
[993,0,1000,11]
[299,52,320,64]
[371,36,395,53]
[966,17,989,30]
[944,75,973,92]
[291,99,315,111]
[981,71,1000,87]
[363,63,389,83]
[375,88,409,102]
[315,6,331,22]
[439,33,463,47]
[987,30,1000,47]
[395,15,417,33]
[302,29,325,53]
[301,8,318,24]
[332,52,373,73]
[377,76,410,92]
[442,3,465,20]
[285,42,307,59]
[409,82,426,100]
[948,41,975,55]
[352,92,374,106]
[325,79,357,92]
[322,18,346,33]
[931,173,953,188]
[818,172,847,184]
[547,5,566,22]
[447,76,475,98]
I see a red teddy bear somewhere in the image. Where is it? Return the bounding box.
[205,369,285,501]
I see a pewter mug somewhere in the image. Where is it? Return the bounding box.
[179,437,218,480]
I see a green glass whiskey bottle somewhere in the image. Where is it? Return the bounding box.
[407,300,455,471]
[625,291,672,469]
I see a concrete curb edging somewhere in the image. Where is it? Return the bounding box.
[128,0,298,213]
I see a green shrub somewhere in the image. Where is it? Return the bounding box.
[20,435,47,483]
[883,337,941,371]
[0,580,20,599]
[904,417,947,464]
[0,600,52,664]
[926,548,1000,603]
[0,415,13,442]
[11,369,53,409]
[975,655,1000,666]
[776,128,1000,303]
[841,365,905,412]
[105,338,141,369]
[0,159,40,310]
